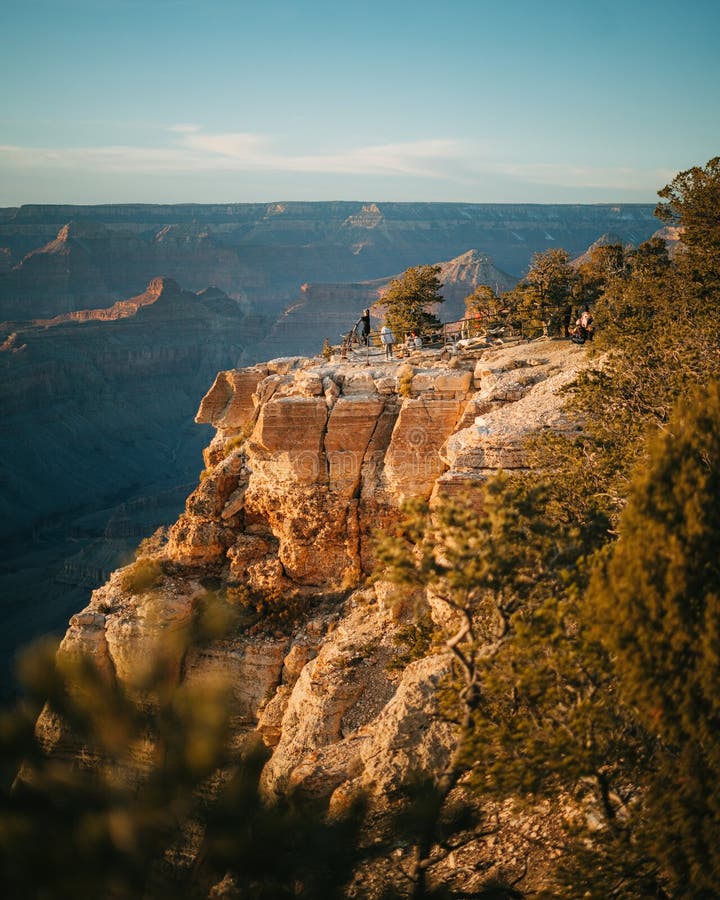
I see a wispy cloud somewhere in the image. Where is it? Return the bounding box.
[483,161,676,192]
[179,130,275,162]
[287,140,468,177]
[0,128,667,198]
[0,143,204,174]
[0,129,468,180]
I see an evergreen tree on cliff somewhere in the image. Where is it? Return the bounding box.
[589,382,720,895]
[574,242,627,308]
[507,248,574,337]
[0,603,364,899]
[464,284,505,334]
[375,156,720,896]
[381,264,444,337]
[656,155,720,285]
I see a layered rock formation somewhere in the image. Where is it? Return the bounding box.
[433,248,518,318]
[0,276,264,531]
[569,231,630,267]
[0,220,265,321]
[41,337,591,890]
[0,202,665,708]
[0,221,147,318]
[0,277,270,694]
[177,339,584,589]
[0,203,660,322]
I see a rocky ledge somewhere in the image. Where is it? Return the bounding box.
[38,337,591,890]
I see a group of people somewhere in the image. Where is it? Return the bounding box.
[405,331,422,351]
[570,307,595,344]
[347,303,594,360]
[346,310,401,360]
[378,327,422,359]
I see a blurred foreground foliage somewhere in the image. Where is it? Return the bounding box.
[0,594,364,900]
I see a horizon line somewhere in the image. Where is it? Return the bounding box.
[1,198,660,210]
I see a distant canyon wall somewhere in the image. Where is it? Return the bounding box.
[0,202,659,321]
[255,248,518,359]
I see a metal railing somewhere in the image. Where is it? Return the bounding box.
[334,315,527,362]
[332,298,595,363]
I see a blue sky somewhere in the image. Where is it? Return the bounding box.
[1,0,718,205]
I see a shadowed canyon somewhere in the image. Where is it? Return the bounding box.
[0,201,660,694]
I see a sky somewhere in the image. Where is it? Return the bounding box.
[0,0,718,206]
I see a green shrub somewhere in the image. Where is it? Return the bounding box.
[119,557,164,594]
[226,582,314,635]
[222,420,256,459]
[387,612,435,671]
[397,364,414,398]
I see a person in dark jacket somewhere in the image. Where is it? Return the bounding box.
[360,308,371,345]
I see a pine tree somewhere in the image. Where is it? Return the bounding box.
[656,156,720,283]
[574,242,627,309]
[589,382,720,896]
[508,248,574,337]
[0,595,364,899]
[464,284,505,335]
[375,474,646,897]
[372,158,720,896]
[381,264,444,338]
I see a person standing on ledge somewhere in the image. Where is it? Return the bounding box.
[380,324,395,360]
[361,308,371,345]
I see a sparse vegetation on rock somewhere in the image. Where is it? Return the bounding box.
[2,159,719,897]
[118,556,165,594]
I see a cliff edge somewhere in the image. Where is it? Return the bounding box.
[39,336,591,892]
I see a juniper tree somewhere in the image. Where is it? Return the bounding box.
[381,264,444,338]
[374,157,720,897]
[463,285,505,335]
[375,472,644,897]
[656,155,720,283]
[568,227,719,516]
[507,248,574,337]
[573,242,627,309]
[588,382,720,897]
[0,625,234,900]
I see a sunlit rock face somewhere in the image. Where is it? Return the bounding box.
[45,337,590,818]
[0,204,661,701]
